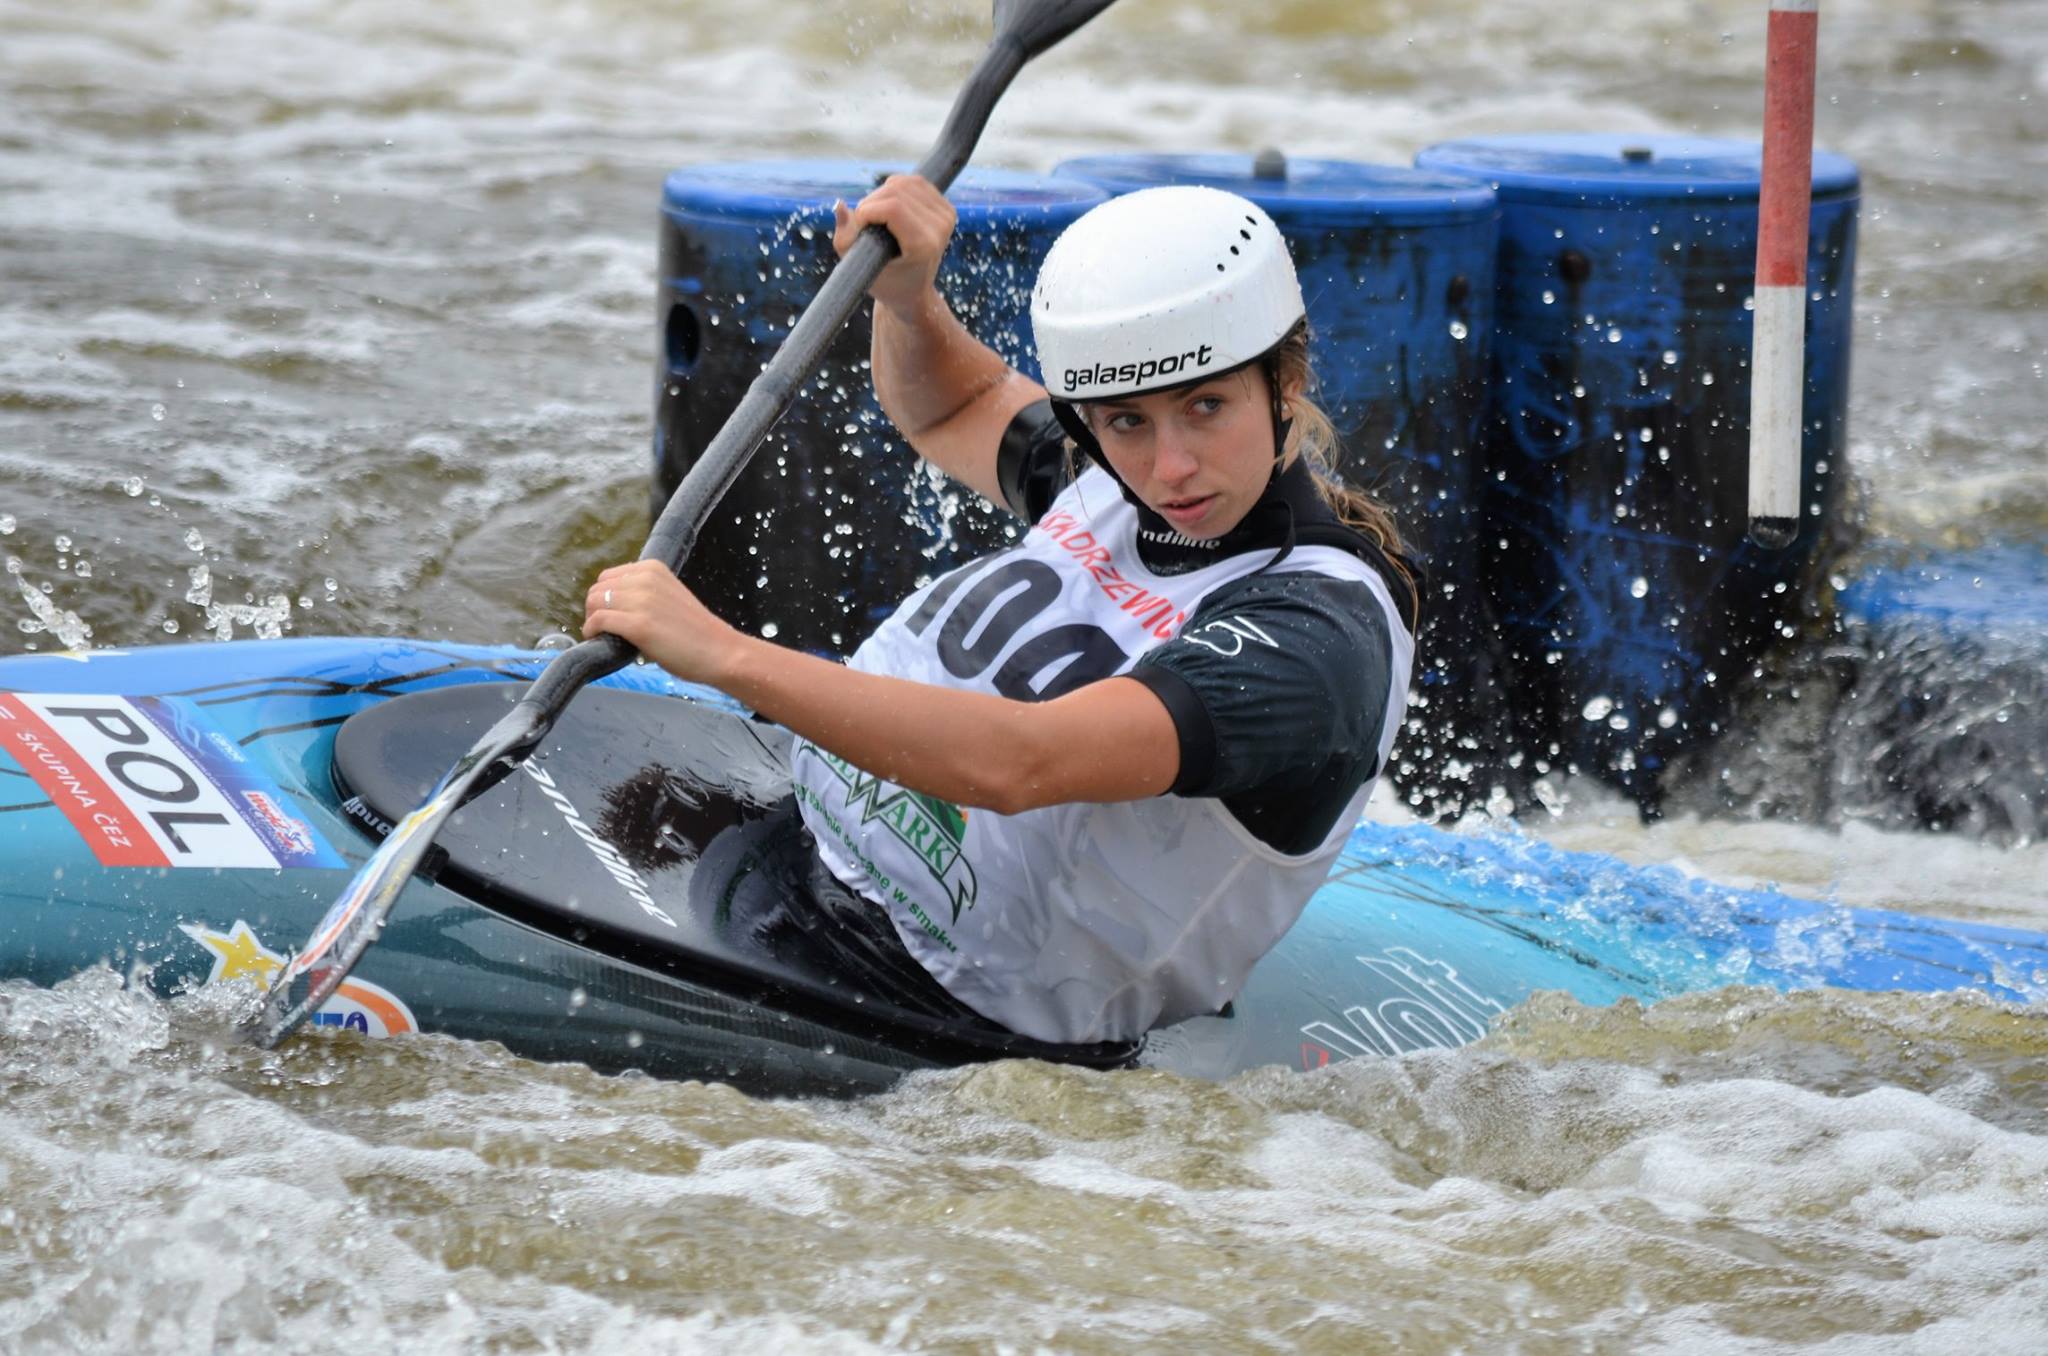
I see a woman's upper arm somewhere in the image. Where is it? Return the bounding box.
[903,369,1048,508]
[998,675,1181,812]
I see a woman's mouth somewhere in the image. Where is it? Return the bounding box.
[1158,494,1215,528]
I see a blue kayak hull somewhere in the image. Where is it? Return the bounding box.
[2,638,2042,1092]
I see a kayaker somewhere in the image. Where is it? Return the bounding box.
[585,175,1417,1046]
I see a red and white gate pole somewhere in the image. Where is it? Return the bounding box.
[1747,0,1820,549]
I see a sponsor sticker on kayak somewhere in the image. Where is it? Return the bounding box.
[0,692,344,870]
[180,919,417,1037]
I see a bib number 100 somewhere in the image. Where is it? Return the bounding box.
[902,556,1127,701]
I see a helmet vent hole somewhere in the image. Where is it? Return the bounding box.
[1239,229,1251,240]
[1229,245,1240,255]
[1215,263,1226,272]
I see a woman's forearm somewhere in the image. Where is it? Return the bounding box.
[583,564,1179,813]
[834,178,1046,503]
[718,630,1044,811]
[713,631,1177,815]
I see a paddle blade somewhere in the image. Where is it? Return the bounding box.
[244,772,467,1046]
[246,701,540,1047]
[991,0,1118,59]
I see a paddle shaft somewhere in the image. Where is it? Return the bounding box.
[505,36,1030,739]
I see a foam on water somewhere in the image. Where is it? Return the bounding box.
[5,974,2045,1353]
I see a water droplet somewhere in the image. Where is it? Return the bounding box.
[323,577,339,595]
[761,621,781,639]
[53,535,70,552]
[183,528,204,552]
[1582,695,1615,721]
[162,618,180,634]
[1541,289,1556,305]
[626,1030,645,1049]
[568,987,588,1011]
[1448,319,1469,340]
[0,516,13,535]
[1630,577,1649,598]
[74,561,91,578]
[123,476,145,496]
[1607,713,1632,731]
[150,403,167,421]
[1606,327,1623,343]
[1661,350,1679,366]
[1657,707,1679,729]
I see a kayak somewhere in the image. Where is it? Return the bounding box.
[3,637,2043,1095]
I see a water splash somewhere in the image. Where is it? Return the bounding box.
[181,560,293,641]
[11,566,93,649]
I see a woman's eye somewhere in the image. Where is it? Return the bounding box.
[1192,396,1224,415]
[1106,413,1143,432]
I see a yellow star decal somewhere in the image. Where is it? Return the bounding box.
[179,919,287,991]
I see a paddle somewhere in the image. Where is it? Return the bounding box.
[247,0,1120,1048]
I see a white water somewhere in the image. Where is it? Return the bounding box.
[5,971,2047,1354]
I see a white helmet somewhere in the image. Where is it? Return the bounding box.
[1031,185,1304,403]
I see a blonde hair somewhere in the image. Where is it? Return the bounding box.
[1268,328,1406,552]
[1269,326,1419,623]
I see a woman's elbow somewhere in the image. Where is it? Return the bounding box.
[962,741,1069,816]
[963,768,1055,817]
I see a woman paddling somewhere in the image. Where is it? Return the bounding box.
[585,175,1417,1046]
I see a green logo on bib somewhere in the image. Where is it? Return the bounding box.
[807,745,978,922]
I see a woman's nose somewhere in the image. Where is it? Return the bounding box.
[1152,430,1199,483]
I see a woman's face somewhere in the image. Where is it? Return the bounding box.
[1085,366,1282,540]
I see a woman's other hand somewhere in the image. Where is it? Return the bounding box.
[582,559,749,687]
[833,174,956,316]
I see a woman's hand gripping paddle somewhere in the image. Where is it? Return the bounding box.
[247,0,1121,1048]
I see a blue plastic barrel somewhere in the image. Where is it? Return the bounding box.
[1415,133,1859,806]
[656,162,1106,652]
[1053,152,1505,813]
